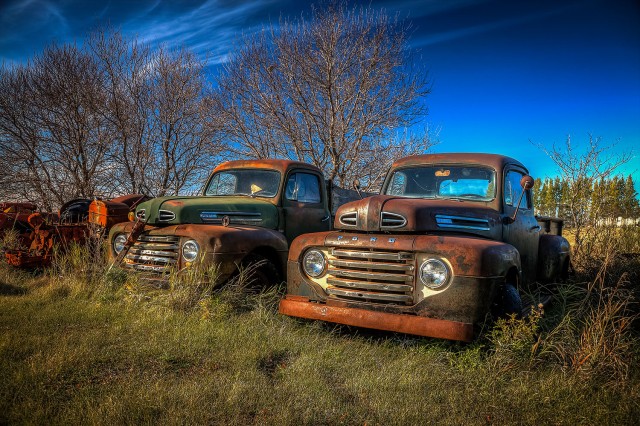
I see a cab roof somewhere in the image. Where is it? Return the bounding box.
[213,159,323,175]
[390,153,528,173]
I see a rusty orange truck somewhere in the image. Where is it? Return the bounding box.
[107,160,357,284]
[279,153,570,342]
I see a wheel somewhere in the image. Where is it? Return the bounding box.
[491,282,523,319]
[239,254,281,288]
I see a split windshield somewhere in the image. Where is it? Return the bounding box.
[204,169,281,198]
[384,165,496,201]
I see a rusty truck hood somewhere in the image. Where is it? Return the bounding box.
[135,196,278,228]
[334,195,502,238]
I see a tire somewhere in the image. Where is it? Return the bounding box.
[491,283,523,319]
[239,254,281,288]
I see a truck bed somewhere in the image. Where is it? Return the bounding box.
[536,215,564,236]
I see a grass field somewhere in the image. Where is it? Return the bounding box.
[0,240,639,425]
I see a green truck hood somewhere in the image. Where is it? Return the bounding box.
[135,196,278,229]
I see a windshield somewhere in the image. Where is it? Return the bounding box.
[384,165,496,201]
[204,169,281,198]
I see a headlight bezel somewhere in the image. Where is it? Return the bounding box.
[113,233,127,254]
[302,248,327,278]
[419,257,452,290]
[182,239,200,262]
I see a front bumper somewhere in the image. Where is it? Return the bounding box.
[279,295,474,342]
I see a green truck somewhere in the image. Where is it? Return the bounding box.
[108,159,351,284]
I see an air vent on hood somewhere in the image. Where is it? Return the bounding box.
[435,214,490,231]
[381,212,406,229]
[339,211,358,227]
[136,209,146,220]
[158,210,176,222]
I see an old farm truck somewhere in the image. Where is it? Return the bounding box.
[279,153,570,341]
[108,160,346,284]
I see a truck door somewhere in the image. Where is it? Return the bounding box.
[283,170,331,245]
[502,168,541,284]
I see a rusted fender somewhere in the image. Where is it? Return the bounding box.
[279,296,474,342]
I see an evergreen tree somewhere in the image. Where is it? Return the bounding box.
[622,175,639,218]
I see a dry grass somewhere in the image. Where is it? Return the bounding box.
[1,228,639,424]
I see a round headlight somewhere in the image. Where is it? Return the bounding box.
[182,240,200,262]
[302,249,327,278]
[419,258,450,289]
[113,233,127,254]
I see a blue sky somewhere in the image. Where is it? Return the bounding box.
[1,0,639,188]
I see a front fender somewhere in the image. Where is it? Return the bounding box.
[537,234,571,282]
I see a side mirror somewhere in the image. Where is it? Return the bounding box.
[508,175,534,224]
[353,179,362,199]
[520,175,534,190]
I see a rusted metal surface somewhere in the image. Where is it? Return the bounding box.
[279,296,474,342]
[3,195,143,268]
[281,153,570,341]
[88,194,148,229]
[212,159,323,176]
[388,153,526,174]
[109,221,289,282]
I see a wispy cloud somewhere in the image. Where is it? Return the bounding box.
[122,0,277,65]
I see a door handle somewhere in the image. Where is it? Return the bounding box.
[530,225,542,232]
[321,215,330,222]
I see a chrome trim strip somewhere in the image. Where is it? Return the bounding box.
[330,248,414,261]
[125,254,177,264]
[157,210,176,222]
[328,259,414,272]
[339,211,358,226]
[328,268,413,282]
[380,212,407,229]
[326,286,413,303]
[138,235,180,243]
[327,277,413,293]
[129,248,179,258]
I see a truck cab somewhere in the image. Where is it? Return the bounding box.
[108,160,332,283]
[279,153,571,341]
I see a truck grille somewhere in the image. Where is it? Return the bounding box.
[124,235,180,273]
[326,248,415,304]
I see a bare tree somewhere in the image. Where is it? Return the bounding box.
[146,45,222,196]
[91,29,223,197]
[30,44,111,202]
[0,45,110,210]
[89,29,156,196]
[537,134,633,260]
[216,3,433,190]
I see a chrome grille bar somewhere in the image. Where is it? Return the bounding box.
[325,247,416,305]
[326,286,413,303]
[123,234,180,274]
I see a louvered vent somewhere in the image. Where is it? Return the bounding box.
[157,210,176,222]
[435,214,490,231]
[339,211,358,227]
[381,212,406,229]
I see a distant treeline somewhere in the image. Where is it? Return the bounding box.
[533,175,639,221]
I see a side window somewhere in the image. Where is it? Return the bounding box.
[285,173,321,203]
[388,172,407,196]
[504,170,530,209]
[207,173,236,195]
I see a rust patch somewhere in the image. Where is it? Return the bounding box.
[279,297,474,342]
